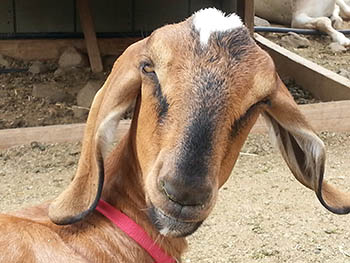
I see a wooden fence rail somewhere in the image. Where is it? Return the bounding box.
[1,101,350,149]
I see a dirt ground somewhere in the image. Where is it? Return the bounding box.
[263,32,350,75]
[1,25,350,262]
[260,21,350,75]
[1,132,350,262]
[0,58,110,129]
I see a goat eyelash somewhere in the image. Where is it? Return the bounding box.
[140,62,156,75]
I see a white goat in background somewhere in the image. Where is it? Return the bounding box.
[255,0,350,45]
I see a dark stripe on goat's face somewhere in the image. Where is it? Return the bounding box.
[154,82,169,121]
[176,70,226,179]
[174,24,254,178]
[140,59,169,121]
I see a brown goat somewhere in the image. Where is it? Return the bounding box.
[1,8,350,263]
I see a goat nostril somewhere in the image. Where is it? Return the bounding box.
[161,180,210,207]
[161,180,178,203]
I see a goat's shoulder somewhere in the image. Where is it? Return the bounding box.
[0,205,154,263]
[0,211,89,262]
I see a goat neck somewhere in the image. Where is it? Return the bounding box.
[101,117,188,261]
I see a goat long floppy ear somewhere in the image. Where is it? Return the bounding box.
[48,39,148,225]
[263,76,350,215]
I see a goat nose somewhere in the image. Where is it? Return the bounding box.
[161,180,211,206]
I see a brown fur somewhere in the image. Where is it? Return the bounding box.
[1,10,349,262]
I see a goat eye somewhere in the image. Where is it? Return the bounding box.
[142,63,155,75]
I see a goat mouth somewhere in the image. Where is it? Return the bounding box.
[148,205,203,238]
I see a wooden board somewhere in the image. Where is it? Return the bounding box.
[190,0,222,13]
[251,100,350,133]
[0,124,85,149]
[76,0,132,33]
[1,0,249,35]
[134,0,188,32]
[237,0,254,34]
[222,0,237,13]
[0,0,13,33]
[77,0,103,73]
[1,101,350,149]
[255,34,350,101]
[16,0,74,33]
[0,121,130,150]
[0,38,140,61]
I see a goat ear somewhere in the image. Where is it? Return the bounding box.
[263,76,350,214]
[48,39,147,225]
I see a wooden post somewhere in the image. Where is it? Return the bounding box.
[237,0,254,35]
[76,0,103,73]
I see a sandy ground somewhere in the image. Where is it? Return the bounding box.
[1,132,350,262]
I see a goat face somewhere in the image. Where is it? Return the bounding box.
[48,8,350,237]
[136,17,272,237]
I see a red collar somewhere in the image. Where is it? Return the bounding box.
[96,199,176,263]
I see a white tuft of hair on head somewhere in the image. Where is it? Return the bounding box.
[193,8,243,46]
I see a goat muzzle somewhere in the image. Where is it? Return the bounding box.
[145,153,217,237]
[161,179,212,207]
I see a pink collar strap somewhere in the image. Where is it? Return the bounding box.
[96,199,176,263]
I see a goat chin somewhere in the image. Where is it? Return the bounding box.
[148,204,203,238]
